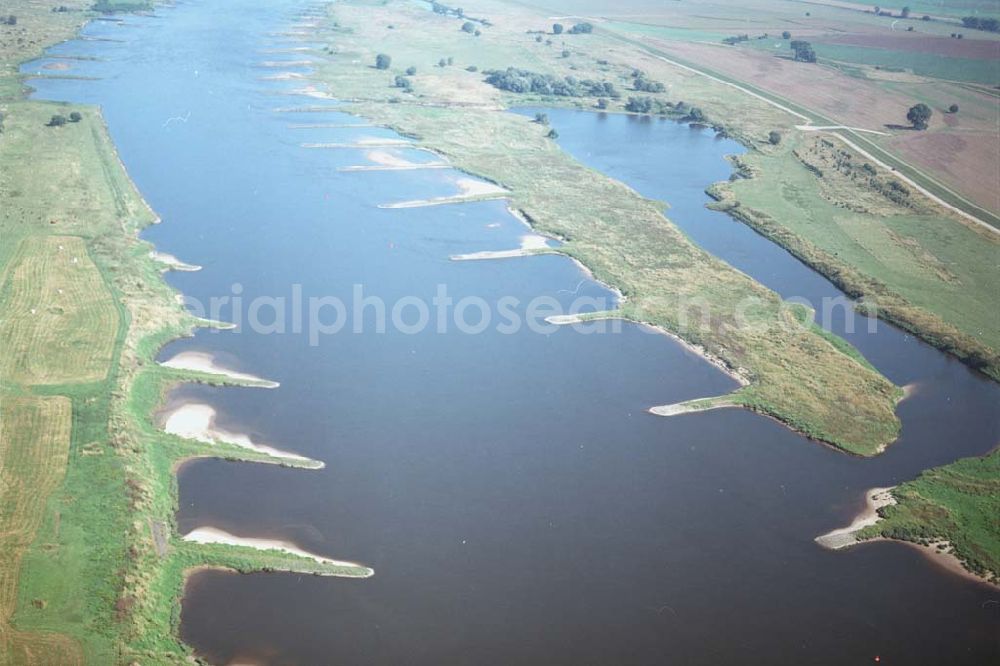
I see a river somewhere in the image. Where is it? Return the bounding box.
[24,1,999,664]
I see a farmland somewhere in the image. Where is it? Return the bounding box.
[0,236,119,385]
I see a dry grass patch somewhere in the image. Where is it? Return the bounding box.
[0,236,119,385]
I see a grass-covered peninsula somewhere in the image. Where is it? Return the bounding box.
[858,449,1000,586]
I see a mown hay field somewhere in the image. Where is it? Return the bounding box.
[0,235,119,386]
[0,394,82,665]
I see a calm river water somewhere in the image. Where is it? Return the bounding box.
[25,1,999,664]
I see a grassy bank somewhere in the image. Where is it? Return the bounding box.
[0,19,369,665]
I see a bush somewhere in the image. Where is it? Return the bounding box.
[552,23,563,34]
[535,35,542,42]
[768,130,781,145]
[782,30,791,39]
[568,22,593,34]
[462,21,475,33]
[949,104,959,113]
[69,112,82,123]
[439,58,447,67]
[633,75,665,93]
[375,53,391,70]
[394,75,410,88]
[406,66,417,75]
[2,15,17,25]
[546,128,559,139]
[596,97,609,109]
[534,112,549,125]
[47,115,67,127]
[561,49,570,58]
[466,65,478,72]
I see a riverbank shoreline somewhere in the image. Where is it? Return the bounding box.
[816,487,998,589]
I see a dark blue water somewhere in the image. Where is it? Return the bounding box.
[25,2,1000,665]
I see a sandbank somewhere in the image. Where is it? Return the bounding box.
[159,351,279,388]
[161,402,320,467]
[149,250,201,272]
[183,526,372,576]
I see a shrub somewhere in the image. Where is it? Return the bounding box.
[552,23,563,34]
[596,97,608,109]
[568,22,593,34]
[534,112,549,125]
[768,130,781,145]
[69,111,82,123]
[782,31,791,39]
[375,53,391,70]
[948,104,959,113]
[546,128,559,139]
[462,21,475,33]
[406,66,417,75]
[47,114,67,127]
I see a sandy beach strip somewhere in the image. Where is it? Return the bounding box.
[149,250,201,272]
[648,396,740,417]
[183,527,373,576]
[302,138,412,149]
[288,122,375,129]
[380,177,509,209]
[814,487,896,550]
[258,59,314,68]
[159,351,279,388]
[260,71,307,81]
[161,403,320,466]
[451,234,555,261]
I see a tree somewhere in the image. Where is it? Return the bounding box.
[568,22,593,34]
[546,128,559,139]
[2,15,16,25]
[394,75,410,89]
[47,114,67,127]
[375,53,391,70]
[406,66,417,75]
[948,103,959,113]
[534,112,549,125]
[790,40,817,62]
[561,49,570,58]
[922,15,930,21]
[462,21,475,33]
[552,23,563,35]
[535,34,542,43]
[439,58,447,67]
[466,65,478,72]
[768,130,782,145]
[596,97,609,109]
[907,103,932,129]
[69,111,82,123]
[781,30,791,39]
[447,56,454,65]
[901,6,910,18]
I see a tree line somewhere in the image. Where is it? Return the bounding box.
[483,67,620,98]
